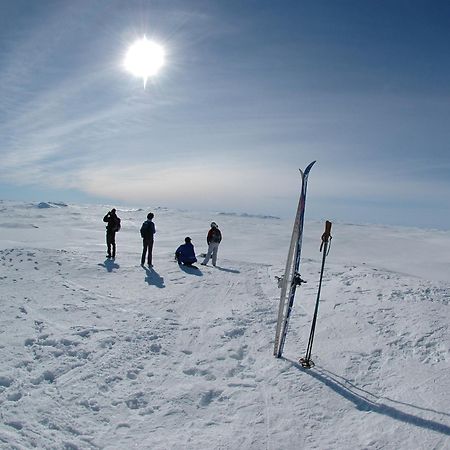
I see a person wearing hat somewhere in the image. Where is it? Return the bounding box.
[140,212,156,266]
[175,237,197,266]
[201,222,222,266]
[103,208,121,258]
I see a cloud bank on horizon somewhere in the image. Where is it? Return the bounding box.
[0,0,449,228]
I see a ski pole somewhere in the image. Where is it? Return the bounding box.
[300,220,332,368]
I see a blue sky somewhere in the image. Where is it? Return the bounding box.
[0,0,449,228]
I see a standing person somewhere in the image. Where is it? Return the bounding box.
[175,237,197,266]
[103,208,121,258]
[201,222,222,266]
[140,212,156,267]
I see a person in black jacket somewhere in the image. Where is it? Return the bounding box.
[103,209,121,258]
[140,212,156,266]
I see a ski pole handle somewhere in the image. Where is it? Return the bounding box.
[320,220,332,252]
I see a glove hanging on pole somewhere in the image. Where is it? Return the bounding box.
[300,220,332,368]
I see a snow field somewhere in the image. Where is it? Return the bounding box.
[0,201,449,449]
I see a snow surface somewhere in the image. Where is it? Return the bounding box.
[0,200,449,449]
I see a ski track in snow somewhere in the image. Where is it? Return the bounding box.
[0,203,449,449]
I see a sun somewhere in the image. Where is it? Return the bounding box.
[124,37,165,88]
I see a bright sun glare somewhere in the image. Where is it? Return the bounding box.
[124,37,165,88]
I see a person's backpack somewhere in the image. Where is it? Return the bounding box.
[211,228,221,243]
[140,222,147,238]
[140,221,153,239]
[113,218,121,232]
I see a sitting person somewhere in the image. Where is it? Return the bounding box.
[175,237,197,266]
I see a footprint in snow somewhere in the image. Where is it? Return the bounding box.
[199,389,223,407]
[183,367,216,381]
[0,375,13,387]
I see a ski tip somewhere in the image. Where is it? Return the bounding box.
[305,160,316,172]
[299,161,316,177]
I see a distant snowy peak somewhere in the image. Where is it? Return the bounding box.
[218,211,280,220]
[0,223,39,229]
[36,202,68,209]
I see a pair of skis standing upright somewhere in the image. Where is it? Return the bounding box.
[273,161,332,367]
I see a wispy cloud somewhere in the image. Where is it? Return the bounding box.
[0,1,449,227]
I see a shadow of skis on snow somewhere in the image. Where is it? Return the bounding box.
[215,266,240,274]
[286,358,450,436]
[142,266,165,288]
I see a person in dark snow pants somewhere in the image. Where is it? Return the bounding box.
[103,209,121,258]
[140,212,156,266]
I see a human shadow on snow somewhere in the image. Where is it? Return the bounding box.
[142,266,165,288]
[178,264,203,276]
[286,358,450,436]
[98,259,120,273]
